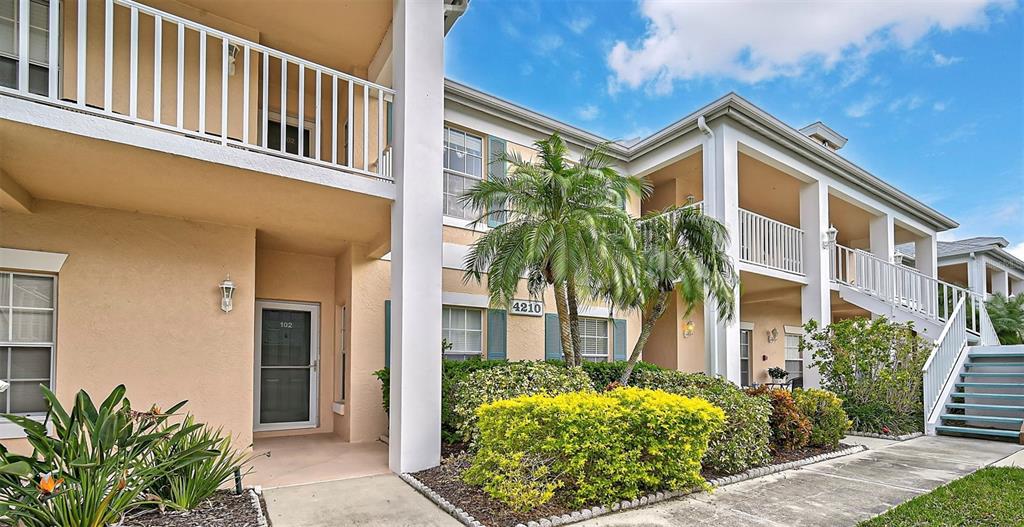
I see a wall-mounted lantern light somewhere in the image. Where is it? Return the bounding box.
[893,252,905,266]
[682,320,695,338]
[0,380,8,393]
[823,225,838,249]
[766,327,778,343]
[219,275,236,313]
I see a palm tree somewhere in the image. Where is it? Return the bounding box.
[986,293,1024,345]
[617,204,738,384]
[461,133,649,366]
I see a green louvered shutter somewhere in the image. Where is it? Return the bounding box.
[487,136,508,228]
[384,300,391,367]
[487,309,507,361]
[544,313,562,360]
[613,318,627,361]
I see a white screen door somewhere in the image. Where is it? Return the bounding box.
[254,300,319,431]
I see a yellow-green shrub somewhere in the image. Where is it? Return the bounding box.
[794,388,852,447]
[463,387,725,512]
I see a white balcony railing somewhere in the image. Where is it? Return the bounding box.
[830,244,987,334]
[0,0,394,181]
[922,296,968,423]
[738,208,805,276]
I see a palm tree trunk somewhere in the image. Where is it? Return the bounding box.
[566,275,583,366]
[553,281,576,367]
[619,290,672,385]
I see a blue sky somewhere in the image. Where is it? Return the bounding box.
[445,0,1024,256]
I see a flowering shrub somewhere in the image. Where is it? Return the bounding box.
[464,387,724,511]
[793,388,852,448]
[747,386,812,452]
[633,369,772,474]
[451,361,593,445]
[0,385,229,526]
[801,317,930,434]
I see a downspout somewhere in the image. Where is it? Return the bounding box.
[697,115,721,377]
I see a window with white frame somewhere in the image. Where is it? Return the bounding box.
[443,127,484,220]
[784,333,803,380]
[0,0,53,96]
[0,271,55,416]
[442,306,483,361]
[579,317,609,363]
[739,329,752,387]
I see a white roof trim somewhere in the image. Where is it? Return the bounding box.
[0,248,68,273]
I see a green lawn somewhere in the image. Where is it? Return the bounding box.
[859,466,1024,526]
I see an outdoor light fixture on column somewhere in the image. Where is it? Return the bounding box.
[893,252,905,266]
[219,275,236,313]
[823,225,838,249]
[0,380,8,393]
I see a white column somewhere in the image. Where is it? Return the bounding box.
[869,213,894,261]
[799,180,830,389]
[389,0,443,474]
[701,118,741,383]
[991,267,1010,298]
[967,253,987,296]
[914,235,938,278]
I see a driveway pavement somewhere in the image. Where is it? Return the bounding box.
[581,435,1022,527]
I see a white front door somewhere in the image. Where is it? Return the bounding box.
[254,300,319,431]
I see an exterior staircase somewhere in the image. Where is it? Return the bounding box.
[936,345,1024,442]
[827,244,1020,443]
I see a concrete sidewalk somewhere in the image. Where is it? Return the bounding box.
[581,435,1022,527]
[263,473,462,527]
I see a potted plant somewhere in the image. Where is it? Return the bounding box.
[767,367,789,382]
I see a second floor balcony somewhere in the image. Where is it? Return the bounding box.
[1,0,394,183]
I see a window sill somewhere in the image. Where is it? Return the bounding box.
[0,415,46,439]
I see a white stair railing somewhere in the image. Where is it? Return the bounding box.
[830,244,985,334]
[738,208,805,275]
[0,0,394,181]
[922,296,968,425]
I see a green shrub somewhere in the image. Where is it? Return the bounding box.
[801,317,930,434]
[0,385,219,526]
[452,361,593,444]
[748,386,811,452]
[793,388,852,448]
[464,387,724,511]
[374,359,509,443]
[547,359,666,390]
[147,415,252,510]
[633,369,771,475]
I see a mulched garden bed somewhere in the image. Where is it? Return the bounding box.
[413,443,856,527]
[122,490,267,527]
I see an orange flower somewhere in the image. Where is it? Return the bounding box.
[36,472,63,495]
[150,404,162,415]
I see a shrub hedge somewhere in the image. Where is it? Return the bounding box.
[451,361,593,444]
[464,387,725,511]
[748,386,812,452]
[547,360,666,390]
[793,388,852,448]
[632,369,772,475]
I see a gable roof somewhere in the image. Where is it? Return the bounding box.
[444,80,958,231]
[897,237,1024,273]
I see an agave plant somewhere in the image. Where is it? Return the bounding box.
[0,385,218,527]
[147,414,253,510]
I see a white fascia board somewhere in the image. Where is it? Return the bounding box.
[0,96,396,201]
[0,248,68,272]
[444,100,598,162]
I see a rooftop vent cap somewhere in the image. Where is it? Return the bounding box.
[799,121,847,151]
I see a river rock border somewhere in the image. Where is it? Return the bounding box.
[249,487,270,527]
[401,444,867,527]
[846,431,923,441]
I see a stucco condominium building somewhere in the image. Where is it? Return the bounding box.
[0,0,998,475]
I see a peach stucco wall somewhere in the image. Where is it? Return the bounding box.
[739,302,802,385]
[0,200,257,445]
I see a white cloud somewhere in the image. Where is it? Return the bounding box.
[845,95,881,118]
[577,104,600,121]
[932,100,950,112]
[932,52,964,66]
[888,95,925,112]
[534,34,564,55]
[1009,241,1024,260]
[607,0,1013,94]
[566,15,594,35]
[936,122,978,144]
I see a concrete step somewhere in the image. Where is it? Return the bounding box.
[940,414,1024,427]
[935,425,1021,440]
[955,382,1024,389]
[946,402,1024,413]
[969,351,1024,359]
[950,392,1024,400]
[964,362,1024,368]
[971,345,1024,353]
[961,373,1024,378]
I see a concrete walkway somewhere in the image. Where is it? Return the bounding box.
[581,435,1023,527]
[263,473,462,527]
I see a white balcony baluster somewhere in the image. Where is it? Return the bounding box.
[738,208,805,276]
